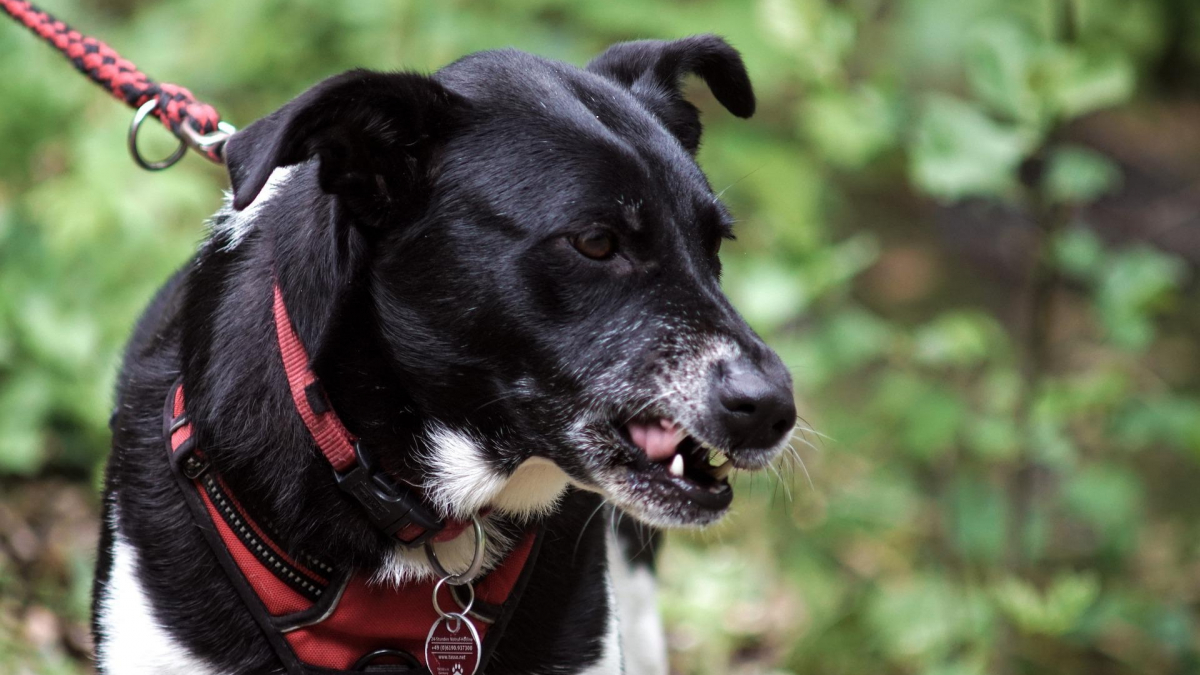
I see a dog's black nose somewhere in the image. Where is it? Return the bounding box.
[711,356,796,451]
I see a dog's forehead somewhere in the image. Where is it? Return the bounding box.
[434,49,717,230]
[438,49,669,145]
[437,48,630,113]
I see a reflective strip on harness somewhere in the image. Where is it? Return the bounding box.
[195,480,315,615]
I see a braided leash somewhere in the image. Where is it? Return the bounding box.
[1,0,234,169]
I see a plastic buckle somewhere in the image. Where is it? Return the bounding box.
[335,442,444,548]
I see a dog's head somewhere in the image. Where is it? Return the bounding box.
[221,35,795,529]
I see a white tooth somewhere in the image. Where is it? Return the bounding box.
[669,453,685,477]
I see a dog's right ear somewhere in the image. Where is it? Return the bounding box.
[223,69,463,219]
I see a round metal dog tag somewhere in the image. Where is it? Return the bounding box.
[425,613,481,675]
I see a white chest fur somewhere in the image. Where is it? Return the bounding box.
[96,509,221,675]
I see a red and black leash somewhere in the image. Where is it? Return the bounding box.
[2,0,474,545]
[1,0,234,169]
[1,0,472,544]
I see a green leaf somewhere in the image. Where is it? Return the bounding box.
[1048,48,1136,120]
[922,660,989,675]
[820,307,896,371]
[965,414,1020,461]
[912,311,1004,367]
[992,572,1100,635]
[823,466,922,533]
[0,370,54,475]
[1052,227,1106,280]
[1043,146,1122,205]
[727,260,809,334]
[945,475,1009,562]
[1063,464,1142,551]
[876,374,967,461]
[1115,396,1200,455]
[910,95,1033,202]
[964,19,1041,123]
[1028,415,1077,468]
[867,576,994,665]
[803,85,899,169]
[1095,246,1188,349]
[802,234,882,301]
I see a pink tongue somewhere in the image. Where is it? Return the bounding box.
[628,419,683,462]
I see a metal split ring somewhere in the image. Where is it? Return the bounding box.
[424,516,487,586]
[128,99,237,171]
[128,99,187,170]
[431,576,475,620]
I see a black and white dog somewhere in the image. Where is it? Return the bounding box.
[94,35,795,675]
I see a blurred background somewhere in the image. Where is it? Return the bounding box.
[1,0,1199,673]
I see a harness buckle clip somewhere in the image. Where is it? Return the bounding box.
[335,442,445,548]
[182,454,209,480]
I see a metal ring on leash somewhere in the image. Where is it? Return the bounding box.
[128,99,187,171]
[424,516,487,586]
[431,576,475,620]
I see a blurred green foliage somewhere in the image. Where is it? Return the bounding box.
[2,0,1199,673]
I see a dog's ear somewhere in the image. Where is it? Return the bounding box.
[587,35,754,153]
[224,69,463,218]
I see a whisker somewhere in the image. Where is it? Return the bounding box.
[781,450,798,492]
[787,443,815,491]
[715,166,763,200]
[620,390,677,427]
[574,498,610,562]
[789,433,821,454]
[473,390,524,412]
[794,416,834,443]
[768,462,792,503]
[633,519,656,561]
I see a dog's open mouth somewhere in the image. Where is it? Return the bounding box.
[615,417,734,511]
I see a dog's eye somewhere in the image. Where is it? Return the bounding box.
[571,230,616,260]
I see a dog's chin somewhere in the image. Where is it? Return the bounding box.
[590,469,732,529]
[577,419,784,529]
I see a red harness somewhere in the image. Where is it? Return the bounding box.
[163,284,543,673]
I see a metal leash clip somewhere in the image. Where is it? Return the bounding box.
[128,98,237,170]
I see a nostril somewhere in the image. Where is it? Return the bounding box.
[772,418,791,435]
[719,384,761,416]
[727,401,756,415]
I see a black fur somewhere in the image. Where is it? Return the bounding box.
[96,35,792,674]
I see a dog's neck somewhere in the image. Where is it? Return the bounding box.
[173,164,558,581]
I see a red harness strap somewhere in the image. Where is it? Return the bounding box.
[0,0,227,162]
[165,383,543,674]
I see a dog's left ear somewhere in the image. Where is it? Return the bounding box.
[587,35,755,153]
[224,69,463,218]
